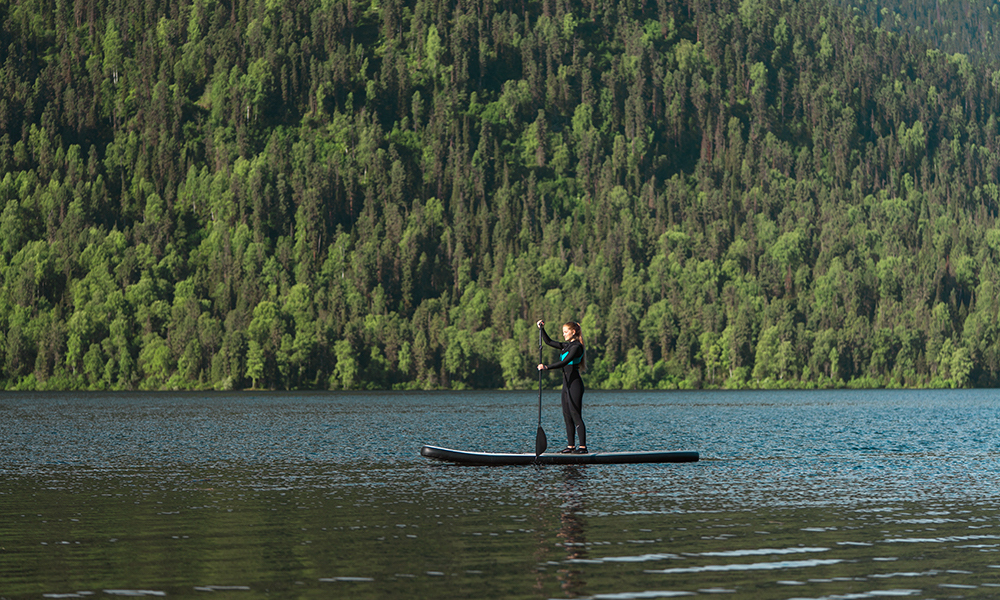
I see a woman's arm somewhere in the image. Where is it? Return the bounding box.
[538,322,562,350]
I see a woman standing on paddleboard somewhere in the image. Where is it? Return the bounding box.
[536,320,587,454]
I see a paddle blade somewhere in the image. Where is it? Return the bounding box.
[535,426,547,456]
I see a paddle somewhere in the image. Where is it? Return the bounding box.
[535,324,548,457]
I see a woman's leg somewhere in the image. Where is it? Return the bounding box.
[561,388,576,446]
[564,380,585,447]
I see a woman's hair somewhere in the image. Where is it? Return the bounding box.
[563,321,586,370]
[563,321,583,343]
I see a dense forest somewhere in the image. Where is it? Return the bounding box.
[4,0,1000,390]
[842,0,1000,62]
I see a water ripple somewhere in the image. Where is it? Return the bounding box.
[644,559,844,574]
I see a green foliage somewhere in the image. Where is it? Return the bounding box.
[4,0,1000,390]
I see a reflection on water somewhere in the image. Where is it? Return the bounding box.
[554,467,588,596]
[5,390,1000,598]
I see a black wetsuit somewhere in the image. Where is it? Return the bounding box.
[541,329,586,448]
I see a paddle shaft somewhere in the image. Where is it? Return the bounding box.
[537,328,543,425]
[538,327,542,427]
[535,326,547,456]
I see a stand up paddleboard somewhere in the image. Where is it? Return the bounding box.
[420,445,699,465]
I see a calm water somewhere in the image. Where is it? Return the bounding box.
[5,389,1000,599]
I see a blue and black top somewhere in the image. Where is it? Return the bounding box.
[541,329,584,386]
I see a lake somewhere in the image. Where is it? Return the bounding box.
[4,389,1000,599]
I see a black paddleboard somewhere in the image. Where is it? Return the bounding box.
[420,445,699,465]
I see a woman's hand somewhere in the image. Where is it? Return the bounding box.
[537,363,546,370]
[536,319,544,329]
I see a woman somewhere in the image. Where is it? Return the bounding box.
[536,319,587,454]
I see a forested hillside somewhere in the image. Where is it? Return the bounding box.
[842,0,1000,62]
[4,0,1000,390]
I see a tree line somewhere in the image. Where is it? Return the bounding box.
[4,0,1000,390]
